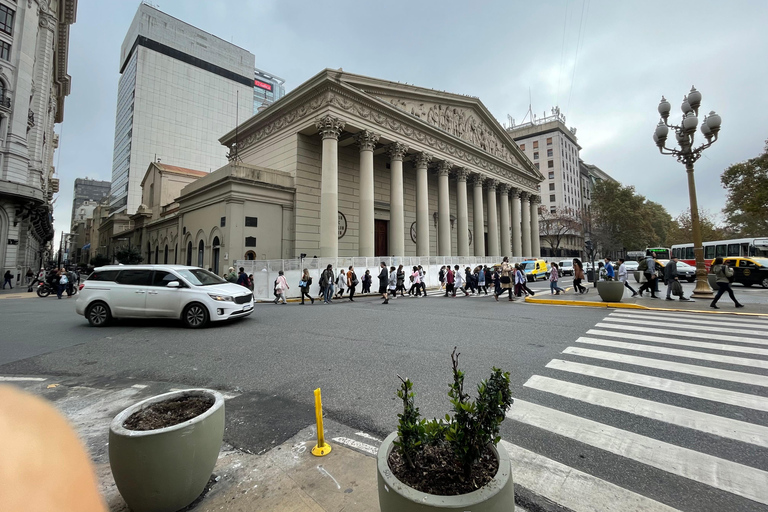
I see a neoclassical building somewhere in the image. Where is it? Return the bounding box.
[217,69,543,260]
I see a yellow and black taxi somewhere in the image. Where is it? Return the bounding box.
[722,257,768,288]
[522,259,549,282]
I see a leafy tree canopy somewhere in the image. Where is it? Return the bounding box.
[721,139,768,236]
[114,246,142,265]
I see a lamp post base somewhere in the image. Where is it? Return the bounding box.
[691,272,714,299]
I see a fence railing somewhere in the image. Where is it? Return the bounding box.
[234,256,531,301]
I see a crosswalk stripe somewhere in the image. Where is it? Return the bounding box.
[611,309,768,323]
[576,336,768,370]
[500,441,682,512]
[507,399,768,505]
[563,346,768,388]
[546,359,768,412]
[594,322,766,346]
[602,316,766,336]
[587,329,768,356]
[525,375,768,448]
[609,311,768,329]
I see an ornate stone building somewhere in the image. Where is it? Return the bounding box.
[219,69,543,260]
[0,0,76,281]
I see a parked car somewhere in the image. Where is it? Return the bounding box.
[674,261,697,282]
[75,265,254,328]
[622,260,639,273]
[722,257,768,288]
[558,260,574,276]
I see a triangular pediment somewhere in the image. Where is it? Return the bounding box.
[337,73,539,178]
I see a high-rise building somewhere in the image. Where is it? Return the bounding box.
[71,178,110,226]
[0,0,76,280]
[253,67,285,112]
[109,4,256,215]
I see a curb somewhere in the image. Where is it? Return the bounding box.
[524,296,768,317]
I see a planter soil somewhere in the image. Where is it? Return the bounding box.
[123,396,213,431]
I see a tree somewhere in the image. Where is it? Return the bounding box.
[90,254,110,267]
[667,208,727,246]
[114,246,142,265]
[721,140,768,236]
[538,207,582,257]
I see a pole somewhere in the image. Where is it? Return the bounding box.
[311,388,331,456]
[686,161,714,298]
[57,231,63,268]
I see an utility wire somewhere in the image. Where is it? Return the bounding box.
[566,0,589,115]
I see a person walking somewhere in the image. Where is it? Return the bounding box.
[274,270,289,304]
[378,262,389,304]
[710,258,744,309]
[445,266,455,297]
[419,266,427,297]
[465,267,476,295]
[618,258,638,297]
[388,266,398,300]
[56,269,67,299]
[362,270,371,294]
[438,266,446,291]
[236,267,249,288]
[572,258,587,294]
[299,268,313,305]
[225,267,237,282]
[664,255,691,301]
[3,270,13,289]
[514,264,526,297]
[454,265,468,296]
[637,251,658,298]
[549,263,566,295]
[477,266,488,295]
[410,266,421,296]
[335,268,347,299]
[321,264,335,304]
[347,266,358,301]
[604,257,615,281]
[492,267,502,298]
[25,268,34,287]
[497,257,515,301]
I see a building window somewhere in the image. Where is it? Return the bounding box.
[533,141,539,149]
[0,5,13,36]
[546,137,552,145]
[548,160,554,168]
[220,217,226,227]
[548,171,554,179]
[519,144,525,151]
[245,251,256,260]
[197,240,205,267]
[550,194,556,202]
[245,236,257,247]
[547,149,553,157]
[549,183,555,191]
[550,206,556,213]
[245,216,258,227]
[533,152,539,159]
[0,41,10,61]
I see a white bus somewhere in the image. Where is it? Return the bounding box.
[671,237,768,267]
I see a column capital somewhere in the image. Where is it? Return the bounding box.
[354,130,379,151]
[413,152,433,169]
[519,190,530,200]
[498,182,511,194]
[485,178,498,190]
[470,173,485,187]
[453,167,469,181]
[316,115,345,140]
[387,142,409,161]
[530,194,541,204]
[437,160,455,177]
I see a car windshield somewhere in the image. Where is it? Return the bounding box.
[523,262,536,270]
[751,258,768,267]
[176,268,227,286]
[677,262,694,269]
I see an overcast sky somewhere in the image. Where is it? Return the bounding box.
[53,0,768,246]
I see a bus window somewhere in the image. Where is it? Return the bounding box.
[672,248,679,259]
[727,244,740,257]
[716,244,727,257]
[705,245,715,259]
[685,247,694,260]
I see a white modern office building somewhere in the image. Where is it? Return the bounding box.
[109,3,256,215]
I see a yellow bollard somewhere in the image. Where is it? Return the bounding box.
[311,388,331,456]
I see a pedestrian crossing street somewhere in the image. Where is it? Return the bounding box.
[505,309,768,512]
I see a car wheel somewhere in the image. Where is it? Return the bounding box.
[86,301,111,327]
[183,302,209,329]
[760,277,768,288]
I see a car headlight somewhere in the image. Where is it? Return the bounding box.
[208,293,234,302]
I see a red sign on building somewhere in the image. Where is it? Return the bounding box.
[254,79,273,92]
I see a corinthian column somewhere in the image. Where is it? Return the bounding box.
[498,183,511,258]
[455,168,469,256]
[437,161,453,256]
[316,115,345,257]
[355,130,379,257]
[388,142,409,257]
[414,152,432,256]
[486,179,499,257]
[520,191,531,258]
[472,174,486,257]
[511,188,522,257]
[530,195,541,258]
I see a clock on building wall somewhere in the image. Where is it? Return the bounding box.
[338,211,347,239]
[410,222,417,243]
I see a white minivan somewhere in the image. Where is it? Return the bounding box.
[75,265,254,328]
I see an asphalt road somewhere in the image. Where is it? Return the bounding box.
[1,277,767,512]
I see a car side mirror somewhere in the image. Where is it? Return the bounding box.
[166,281,180,288]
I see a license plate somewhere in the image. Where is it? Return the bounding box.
[243,304,253,311]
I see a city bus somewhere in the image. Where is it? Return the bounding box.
[671,237,768,268]
[645,247,670,259]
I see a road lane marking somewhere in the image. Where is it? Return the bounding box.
[525,375,768,448]
[609,311,768,329]
[507,399,768,505]
[602,316,767,336]
[610,310,768,323]
[594,322,766,346]
[0,376,47,381]
[546,359,768,412]
[576,337,768,370]
[130,384,148,389]
[563,346,768,388]
[500,441,682,512]
[587,329,768,356]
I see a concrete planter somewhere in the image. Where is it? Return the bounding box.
[377,432,515,511]
[596,280,625,302]
[109,389,225,512]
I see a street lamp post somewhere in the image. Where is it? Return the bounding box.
[653,86,721,299]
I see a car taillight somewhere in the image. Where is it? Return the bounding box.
[78,284,85,291]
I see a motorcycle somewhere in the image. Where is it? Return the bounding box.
[36,280,77,298]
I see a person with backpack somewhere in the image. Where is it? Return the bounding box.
[710,258,744,309]
[299,269,313,305]
[346,266,358,302]
[236,267,249,287]
[637,251,658,298]
[273,270,289,304]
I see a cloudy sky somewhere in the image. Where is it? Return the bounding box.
[53,0,768,246]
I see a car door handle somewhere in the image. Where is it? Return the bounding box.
[135,290,146,294]
[147,291,158,295]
